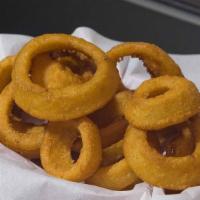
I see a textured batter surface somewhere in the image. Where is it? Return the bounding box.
[40,118,102,182]
[124,76,200,130]
[12,34,120,121]
[0,84,45,158]
[123,117,200,190]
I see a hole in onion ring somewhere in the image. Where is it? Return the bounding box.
[70,151,80,162]
[148,122,195,157]
[52,50,96,76]
[30,51,96,89]
[66,127,83,163]
[71,137,81,162]
[32,158,42,167]
[11,103,48,127]
[115,56,151,90]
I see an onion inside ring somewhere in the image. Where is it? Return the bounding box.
[123,116,200,190]
[12,34,120,121]
[86,139,139,190]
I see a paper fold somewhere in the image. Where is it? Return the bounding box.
[0,27,199,200]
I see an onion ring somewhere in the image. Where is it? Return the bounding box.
[123,116,200,190]
[0,56,14,92]
[40,118,102,182]
[12,34,120,121]
[86,140,139,190]
[107,42,183,77]
[0,84,45,158]
[124,76,200,130]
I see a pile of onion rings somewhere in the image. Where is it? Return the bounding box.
[0,34,200,192]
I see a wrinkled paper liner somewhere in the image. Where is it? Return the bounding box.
[0,27,200,200]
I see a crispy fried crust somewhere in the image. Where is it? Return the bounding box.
[12,34,120,121]
[124,76,200,130]
[123,116,200,190]
[40,118,102,182]
[0,84,45,158]
[0,56,14,92]
[107,42,183,77]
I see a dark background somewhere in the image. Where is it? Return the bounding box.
[1,0,200,53]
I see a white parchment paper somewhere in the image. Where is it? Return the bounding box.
[0,27,200,200]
